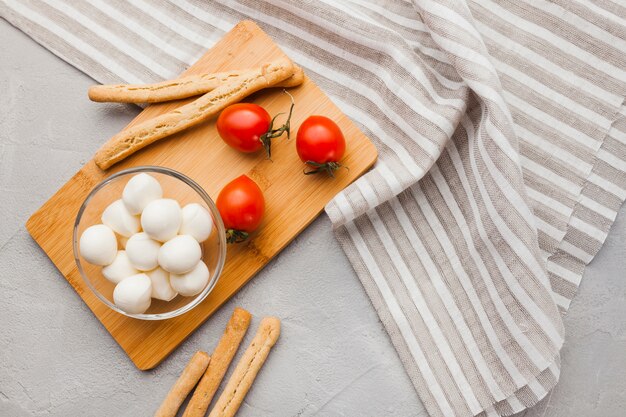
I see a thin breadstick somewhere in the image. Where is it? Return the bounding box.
[154,351,210,417]
[207,317,281,417]
[182,308,252,417]
[94,58,295,170]
[278,65,304,88]
[88,69,244,103]
[88,66,304,103]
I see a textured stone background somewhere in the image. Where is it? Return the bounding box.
[1,19,624,417]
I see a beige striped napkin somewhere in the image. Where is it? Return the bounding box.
[2,0,625,416]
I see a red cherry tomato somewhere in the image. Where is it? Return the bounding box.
[296,116,346,176]
[216,94,294,158]
[216,175,265,243]
[216,103,271,153]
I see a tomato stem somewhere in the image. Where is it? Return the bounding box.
[303,161,346,177]
[225,229,250,244]
[260,90,295,159]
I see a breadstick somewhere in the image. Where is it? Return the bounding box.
[88,66,304,103]
[94,58,295,170]
[183,308,252,417]
[207,317,281,417]
[154,351,210,417]
[279,65,304,88]
[88,69,245,103]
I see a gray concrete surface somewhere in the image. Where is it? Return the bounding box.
[1,18,624,417]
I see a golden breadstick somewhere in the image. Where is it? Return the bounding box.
[279,65,304,88]
[183,308,252,417]
[154,351,210,417]
[88,66,304,103]
[207,317,281,417]
[88,69,245,103]
[94,58,295,170]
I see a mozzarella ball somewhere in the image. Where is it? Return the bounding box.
[141,199,182,242]
[146,267,177,301]
[125,232,161,271]
[180,203,213,242]
[170,261,209,297]
[79,224,117,266]
[102,251,139,284]
[158,235,202,274]
[113,273,152,314]
[122,173,163,215]
[101,199,140,237]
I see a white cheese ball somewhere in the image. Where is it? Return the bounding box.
[158,235,202,274]
[102,250,139,284]
[122,173,163,215]
[146,267,177,301]
[180,203,213,242]
[170,261,209,297]
[101,199,140,237]
[125,232,161,271]
[79,224,117,266]
[113,273,152,314]
[141,199,182,242]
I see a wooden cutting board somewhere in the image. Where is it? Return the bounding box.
[26,20,377,370]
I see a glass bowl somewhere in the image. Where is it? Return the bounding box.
[73,166,226,320]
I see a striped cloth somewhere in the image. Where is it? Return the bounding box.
[3,0,625,416]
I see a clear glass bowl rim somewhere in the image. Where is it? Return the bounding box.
[72,165,227,320]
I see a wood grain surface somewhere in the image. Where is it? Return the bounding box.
[25,20,377,370]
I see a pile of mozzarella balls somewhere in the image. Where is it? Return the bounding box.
[79,173,214,314]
